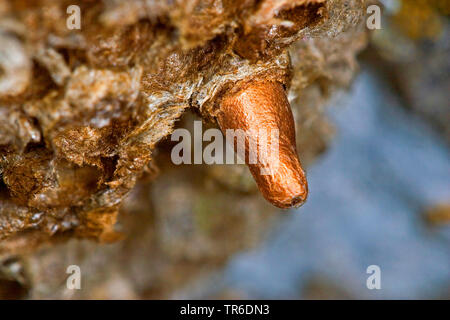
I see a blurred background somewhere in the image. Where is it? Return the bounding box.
[175,0,450,299]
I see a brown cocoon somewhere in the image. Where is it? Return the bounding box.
[217,81,308,209]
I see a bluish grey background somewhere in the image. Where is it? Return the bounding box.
[180,68,450,299]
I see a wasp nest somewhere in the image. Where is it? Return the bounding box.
[0,0,369,298]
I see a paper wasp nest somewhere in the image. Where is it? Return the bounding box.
[0,0,369,298]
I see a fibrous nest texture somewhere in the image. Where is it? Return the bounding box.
[0,0,369,288]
